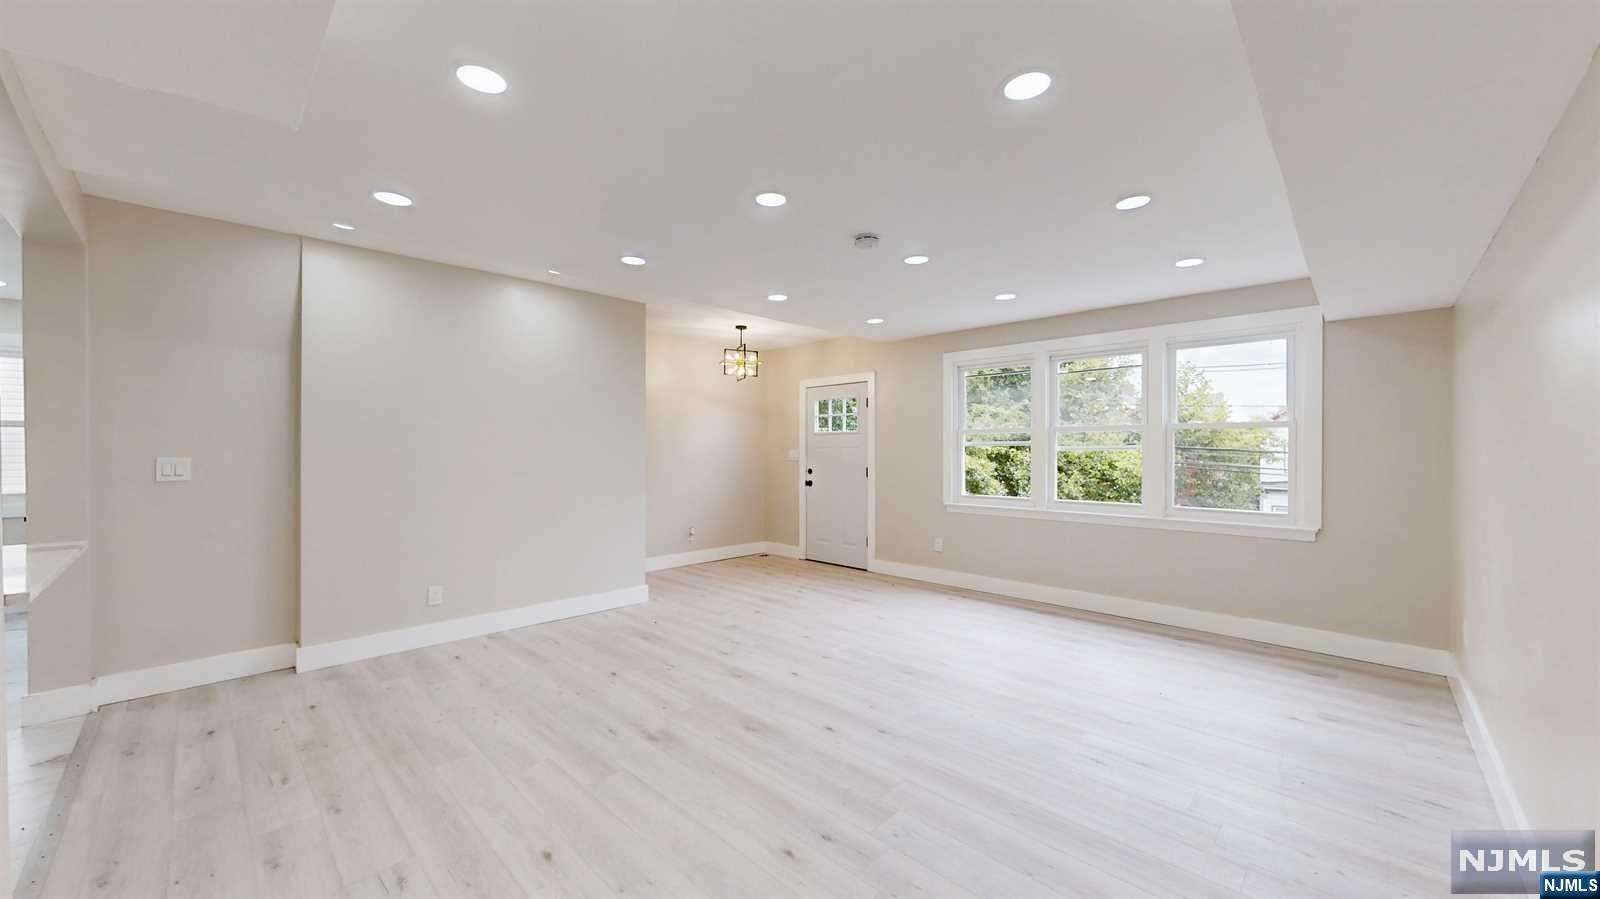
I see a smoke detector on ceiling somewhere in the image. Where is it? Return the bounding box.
[853,232,880,250]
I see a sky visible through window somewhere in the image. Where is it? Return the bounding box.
[1176,339,1287,422]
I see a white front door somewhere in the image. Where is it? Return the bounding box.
[804,382,869,569]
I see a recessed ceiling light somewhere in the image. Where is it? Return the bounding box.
[547,269,561,276]
[994,293,1017,301]
[754,192,788,208]
[1114,195,1152,211]
[372,191,412,207]
[1175,257,1205,268]
[1003,71,1052,101]
[866,317,885,325]
[620,255,647,266]
[767,294,788,302]
[0,281,7,287]
[903,254,930,265]
[332,222,355,231]
[455,65,507,95]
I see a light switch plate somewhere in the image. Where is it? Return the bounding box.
[426,585,445,607]
[155,457,192,482]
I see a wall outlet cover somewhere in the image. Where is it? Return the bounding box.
[426,585,444,606]
[155,457,193,482]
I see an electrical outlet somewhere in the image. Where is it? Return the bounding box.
[688,526,696,542]
[932,537,944,553]
[426,585,444,607]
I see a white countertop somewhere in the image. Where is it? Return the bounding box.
[2,542,87,601]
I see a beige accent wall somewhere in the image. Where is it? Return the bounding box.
[646,331,765,557]
[300,241,645,646]
[1452,49,1598,830]
[21,239,91,691]
[86,199,300,675]
[762,279,1456,648]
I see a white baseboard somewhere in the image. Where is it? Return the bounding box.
[869,558,1454,676]
[19,683,95,726]
[646,542,800,571]
[20,642,297,726]
[296,583,648,673]
[96,643,297,707]
[646,542,770,572]
[1449,672,1528,829]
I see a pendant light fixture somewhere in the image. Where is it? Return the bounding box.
[722,324,761,381]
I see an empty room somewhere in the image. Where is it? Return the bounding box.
[0,1,1595,897]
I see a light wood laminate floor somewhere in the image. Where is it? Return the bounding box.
[9,605,88,890]
[28,555,1495,897]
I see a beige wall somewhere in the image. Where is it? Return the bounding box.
[1451,50,1598,830]
[300,241,645,646]
[87,199,301,675]
[762,279,1457,649]
[21,240,92,691]
[25,199,649,684]
[646,331,765,557]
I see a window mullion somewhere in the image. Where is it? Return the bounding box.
[1032,353,1050,507]
[1145,339,1167,517]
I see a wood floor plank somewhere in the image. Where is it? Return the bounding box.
[251,816,348,899]
[165,803,257,899]
[77,694,180,897]
[344,859,437,899]
[367,750,528,899]
[28,556,1496,898]
[296,746,412,888]
[232,709,320,835]
[433,750,616,899]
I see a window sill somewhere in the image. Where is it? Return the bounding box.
[944,501,1319,542]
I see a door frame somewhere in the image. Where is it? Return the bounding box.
[797,372,876,571]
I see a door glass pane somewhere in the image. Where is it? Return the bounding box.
[1175,339,1288,423]
[1173,427,1288,512]
[1056,431,1141,503]
[963,366,1031,430]
[1058,354,1142,426]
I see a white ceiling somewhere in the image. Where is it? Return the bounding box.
[0,0,1309,341]
[0,1,1592,338]
[646,304,833,349]
[1233,0,1600,320]
[0,0,334,128]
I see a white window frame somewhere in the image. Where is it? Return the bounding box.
[955,356,1035,507]
[1047,344,1152,516]
[941,307,1322,542]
